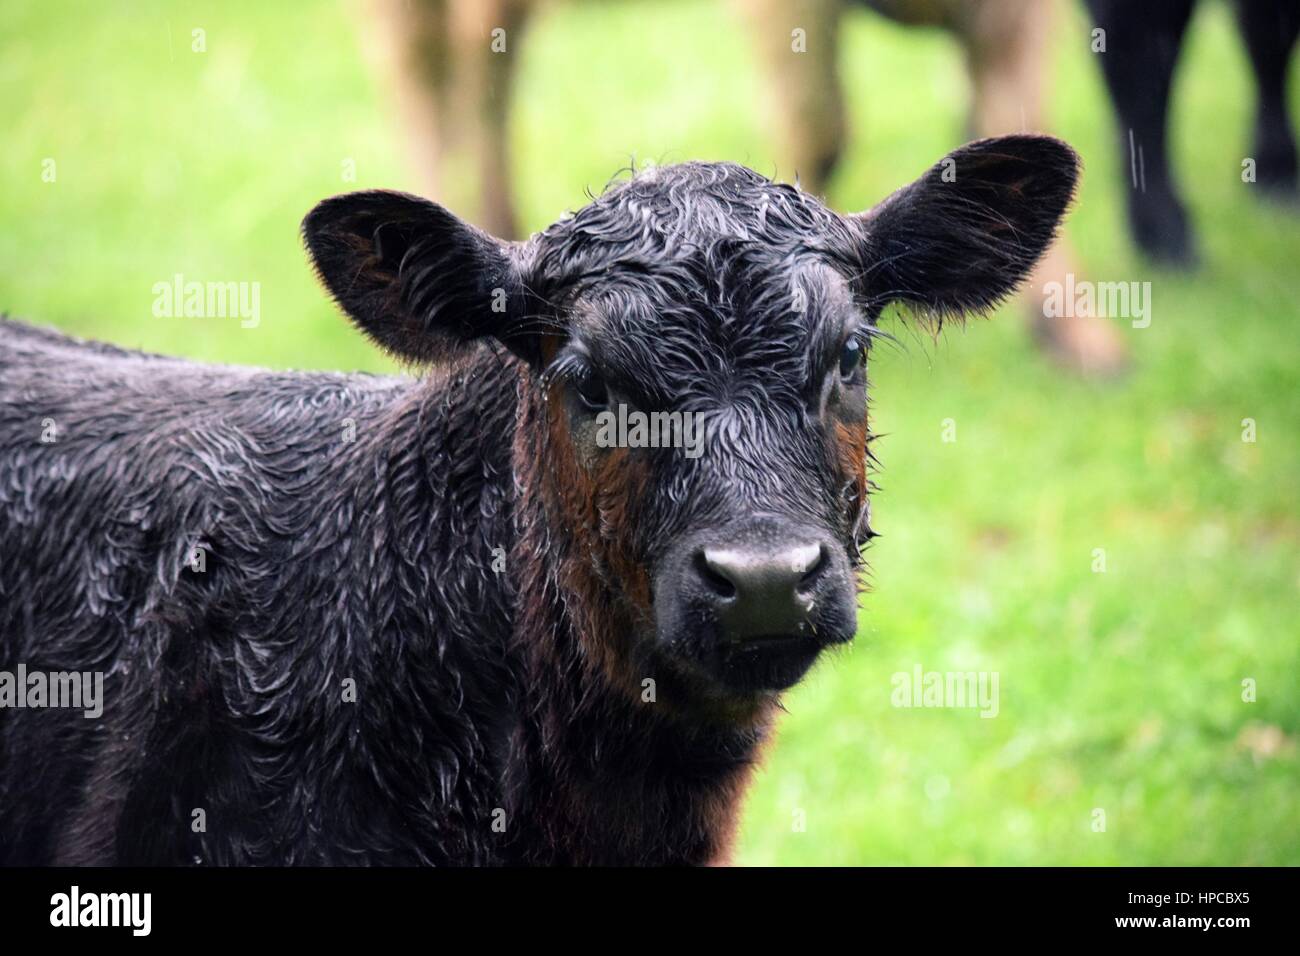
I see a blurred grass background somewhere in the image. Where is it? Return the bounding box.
[1,0,1297,864]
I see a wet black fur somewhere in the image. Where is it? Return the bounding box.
[0,136,1078,865]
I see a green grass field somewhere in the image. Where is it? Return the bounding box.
[2,0,1297,864]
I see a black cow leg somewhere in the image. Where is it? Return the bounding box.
[1236,0,1300,198]
[1084,0,1199,266]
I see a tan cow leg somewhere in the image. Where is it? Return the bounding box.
[733,0,848,194]
[961,0,1129,375]
[364,0,527,239]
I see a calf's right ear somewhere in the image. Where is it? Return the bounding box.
[302,191,529,364]
[848,135,1081,320]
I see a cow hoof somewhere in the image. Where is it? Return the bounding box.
[1255,174,1300,208]
[1130,194,1199,269]
[1251,125,1299,203]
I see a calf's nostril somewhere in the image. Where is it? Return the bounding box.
[687,539,836,645]
[697,542,825,603]
[796,544,829,592]
[694,549,737,599]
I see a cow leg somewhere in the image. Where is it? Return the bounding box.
[961,0,1051,138]
[960,0,1129,375]
[1084,0,1199,266]
[365,0,527,239]
[364,0,451,208]
[1235,0,1300,198]
[734,0,847,193]
[447,0,529,238]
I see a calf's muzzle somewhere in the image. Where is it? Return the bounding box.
[653,518,858,694]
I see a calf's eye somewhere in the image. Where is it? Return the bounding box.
[575,369,610,413]
[839,334,864,380]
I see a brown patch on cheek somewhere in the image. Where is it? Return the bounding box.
[540,388,599,555]
[540,384,655,691]
[591,449,654,615]
[834,417,869,520]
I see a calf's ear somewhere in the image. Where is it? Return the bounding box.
[302,191,529,363]
[849,135,1080,319]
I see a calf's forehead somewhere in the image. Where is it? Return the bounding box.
[575,161,846,233]
[531,161,860,290]
[571,254,858,399]
[529,162,867,397]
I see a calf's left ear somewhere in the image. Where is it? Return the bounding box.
[302,191,530,363]
[848,135,1080,319]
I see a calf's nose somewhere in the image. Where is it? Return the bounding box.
[693,541,827,641]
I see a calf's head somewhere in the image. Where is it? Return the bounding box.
[304,136,1079,705]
